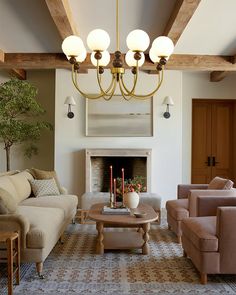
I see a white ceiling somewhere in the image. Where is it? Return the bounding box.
[0,0,236,56]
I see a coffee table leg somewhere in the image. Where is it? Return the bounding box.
[142,223,150,255]
[96,222,104,254]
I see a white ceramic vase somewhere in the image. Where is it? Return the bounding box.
[123,192,139,208]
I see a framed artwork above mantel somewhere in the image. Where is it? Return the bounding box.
[85,95,153,137]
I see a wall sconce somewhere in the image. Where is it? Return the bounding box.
[64,96,76,119]
[162,96,174,119]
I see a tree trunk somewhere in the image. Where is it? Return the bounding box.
[5,145,10,171]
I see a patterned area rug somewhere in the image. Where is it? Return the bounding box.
[1,220,236,295]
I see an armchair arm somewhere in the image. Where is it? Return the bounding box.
[0,214,30,249]
[216,207,236,272]
[177,184,208,199]
[189,190,236,217]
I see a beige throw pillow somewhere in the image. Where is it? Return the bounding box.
[0,188,17,214]
[208,177,234,190]
[30,178,60,197]
[29,168,63,194]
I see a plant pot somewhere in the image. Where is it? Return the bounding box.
[123,192,139,209]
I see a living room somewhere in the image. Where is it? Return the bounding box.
[1,0,236,294]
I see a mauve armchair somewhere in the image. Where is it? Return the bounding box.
[181,193,236,284]
[166,178,234,243]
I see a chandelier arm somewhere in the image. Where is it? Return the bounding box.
[101,78,117,101]
[71,66,106,99]
[130,67,164,100]
[118,78,135,101]
[96,64,117,97]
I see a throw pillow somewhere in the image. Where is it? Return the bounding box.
[0,188,17,214]
[208,176,234,190]
[28,168,63,194]
[30,178,60,198]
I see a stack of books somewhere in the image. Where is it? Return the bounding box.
[102,206,131,215]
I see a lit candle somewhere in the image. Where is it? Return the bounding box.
[121,168,124,196]
[114,178,116,206]
[110,165,113,194]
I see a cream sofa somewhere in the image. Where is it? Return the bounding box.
[0,170,78,278]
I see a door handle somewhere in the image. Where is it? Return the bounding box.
[212,156,219,166]
[205,156,211,166]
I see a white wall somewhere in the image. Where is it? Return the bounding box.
[55,69,183,207]
[0,70,55,172]
[182,72,236,183]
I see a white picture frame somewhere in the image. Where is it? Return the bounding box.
[85,95,153,137]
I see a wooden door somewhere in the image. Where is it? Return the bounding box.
[192,100,234,184]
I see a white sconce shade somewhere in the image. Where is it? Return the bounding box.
[62,35,85,57]
[125,50,145,67]
[163,96,174,106]
[126,29,150,52]
[64,96,76,106]
[152,36,174,57]
[87,29,110,51]
[91,50,110,67]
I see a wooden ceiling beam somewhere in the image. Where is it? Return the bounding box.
[163,0,202,45]
[45,0,78,39]
[210,71,228,82]
[0,49,5,63]
[8,69,27,80]
[1,53,236,72]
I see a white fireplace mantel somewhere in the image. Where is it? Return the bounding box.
[85,148,152,192]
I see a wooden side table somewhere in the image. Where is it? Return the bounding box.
[0,232,20,295]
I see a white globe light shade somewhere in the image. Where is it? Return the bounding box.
[126,29,150,51]
[151,36,174,57]
[87,29,110,51]
[149,47,160,63]
[66,47,87,63]
[76,47,87,62]
[62,35,85,57]
[91,50,110,67]
[125,50,145,67]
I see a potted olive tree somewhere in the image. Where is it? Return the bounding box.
[0,78,52,171]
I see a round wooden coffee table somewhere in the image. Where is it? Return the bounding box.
[89,203,158,255]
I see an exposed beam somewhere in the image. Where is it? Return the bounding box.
[45,0,78,39]
[210,71,228,82]
[0,49,4,63]
[164,0,201,44]
[1,53,236,72]
[8,69,27,80]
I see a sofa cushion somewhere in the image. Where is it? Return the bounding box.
[8,171,33,203]
[166,199,189,220]
[0,176,18,202]
[0,188,17,214]
[30,179,60,197]
[20,195,78,219]
[208,177,234,190]
[18,206,64,249]
[29,168,64,194]
[182,216,218,252]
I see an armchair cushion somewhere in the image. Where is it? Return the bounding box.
[208,177,234,190]
[182,216,218,252]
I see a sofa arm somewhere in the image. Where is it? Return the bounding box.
[189,190,236,217]
[216,207,236,272]
[177,184,208,199]
[0,214,30,249]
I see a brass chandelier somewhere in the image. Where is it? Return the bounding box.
[62,0,174,100]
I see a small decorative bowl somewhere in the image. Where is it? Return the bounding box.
[133,211,147,218]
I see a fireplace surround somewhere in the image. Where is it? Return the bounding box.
[85,149,152,192]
